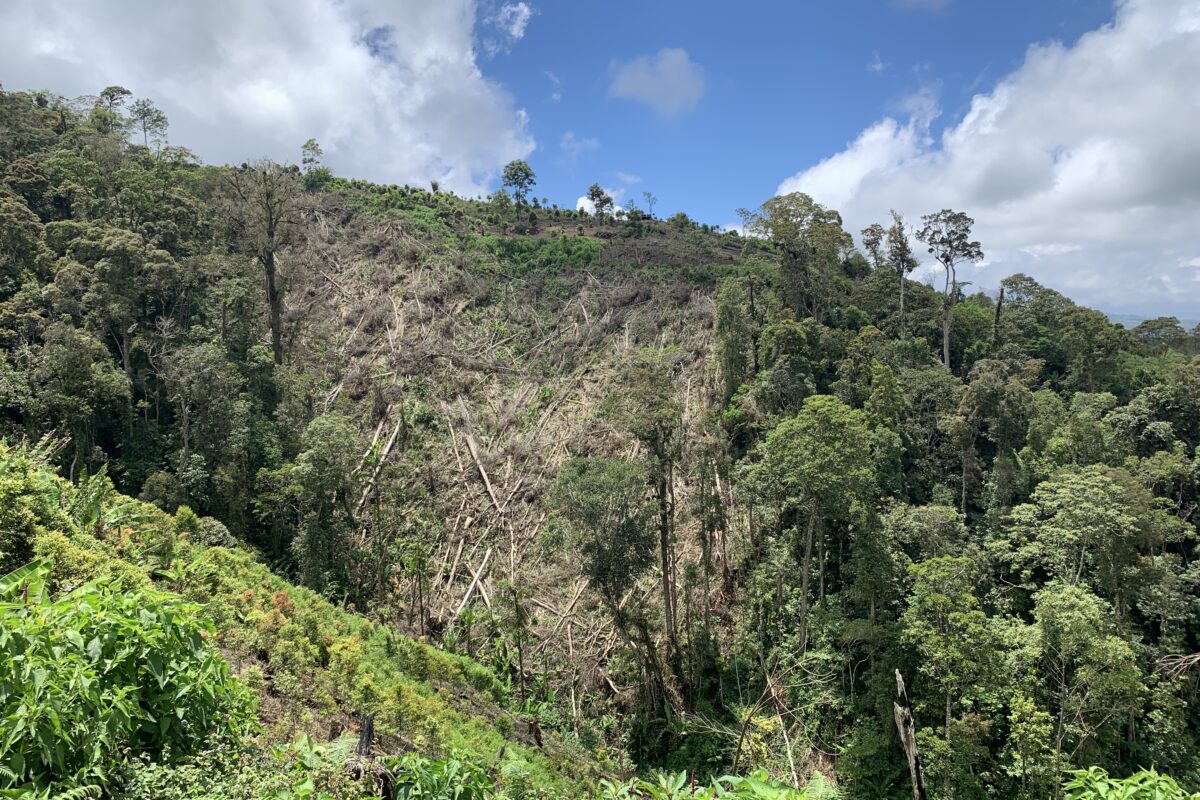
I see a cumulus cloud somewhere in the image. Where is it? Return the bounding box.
[777,0,1200,315]
[608,48,705,118]
[0,0,535,196]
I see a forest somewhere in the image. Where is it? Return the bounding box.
[1,85,1198,800]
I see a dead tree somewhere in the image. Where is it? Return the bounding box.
[893,670,928,800]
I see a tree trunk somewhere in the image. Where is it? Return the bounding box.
[894,670,928,800]
[945,688,954,797]
[658,470,677,651]
[942,301,952,369]
[799,508,816,653]
[991,286,1004,350]
[941,264,953,368]
[178,400,190,479]
[264,248,283,365]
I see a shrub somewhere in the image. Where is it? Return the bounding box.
[1063,767,1200,799]
[0,559,256,794]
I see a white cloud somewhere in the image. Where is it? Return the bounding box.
[0,0,534,196]
[776,0,1200,316]
[867,52,889,74]
[608,48,705,118]
[616,171,642,184]
[483,2,535,55]
[545,70,562,102]
[496,3,534,40]
[560,131,599,165]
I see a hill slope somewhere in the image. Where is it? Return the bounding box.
[2,85,1200,799]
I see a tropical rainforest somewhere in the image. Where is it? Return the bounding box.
[1,85,1198,800]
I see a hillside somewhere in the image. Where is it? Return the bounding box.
[2,85,1200,800]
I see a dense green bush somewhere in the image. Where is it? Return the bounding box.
[0,559,255,794]
[1063,767,1200,799]
[473,234,601,274]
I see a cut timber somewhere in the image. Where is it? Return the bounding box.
[893,669,928,800]
[464,433,503,515]
[452,547,492,619]
[463,556,492,609]
[356,414,404,517]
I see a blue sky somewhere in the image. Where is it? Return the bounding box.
[482,0,1114,225]
[2,0,1198,316]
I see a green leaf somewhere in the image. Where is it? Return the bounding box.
[0,559,53,603]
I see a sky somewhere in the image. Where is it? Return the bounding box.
[1,0,1198,317]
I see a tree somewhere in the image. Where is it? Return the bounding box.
[1031,584,1145,797]
[1000,465,1182,616]
[947,358,1035,514]
[586,183,613,218]
[501,159,536,205]
[551,457,666,712]
[738,192,851,319]
[1005,692,1055,799]
[916,210,983,369]
[901,555,997,796]
[90,86,132,136]
[886,211,920,337]
[254,414,358,589]
[1132,316,1187,355]
[301,138,323,171]
[860,223,885,269]
[27,323,131,481]
[0,190,43,299]
[97,85,132,112]
[129,98,168,149]
[642,191,658,218]
[746,395,875,651]
[603,349,684,656]
[225,161,299,365]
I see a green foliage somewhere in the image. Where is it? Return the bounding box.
[473,234,601,275]
[0,559,255,794]
[1063,767,1200,800]
[551,457,654,606]
[2,83,1200,800]
[501,160,536,205]
[600,770,834,800]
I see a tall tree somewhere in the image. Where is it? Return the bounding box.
[738,192,851,319]
[586,183,613,218]
[917,210,983,369]
[128,98,168,149]
[901,555,997,795]
[1031,584,1145,798]
[551,457,666,713]
[225,161,299,365]
[886,211,920,337]
[642,191,657,218]
[746,395,875,651]
[604,349,684,658]
[860,222,885,270]
[501,159,536,206]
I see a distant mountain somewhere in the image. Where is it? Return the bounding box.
[1107,312,1200,330]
